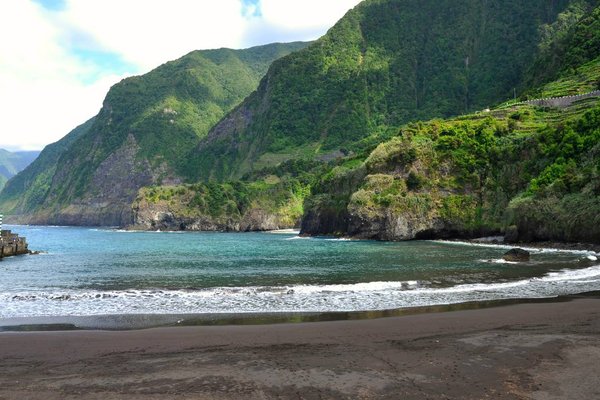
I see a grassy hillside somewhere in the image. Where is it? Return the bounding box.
[186,0,574,181]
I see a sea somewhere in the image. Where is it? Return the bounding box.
[1,225,599,320]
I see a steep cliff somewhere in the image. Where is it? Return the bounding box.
[300,0,600,244]
[301,87,600,242]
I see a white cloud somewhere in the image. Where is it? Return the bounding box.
[61,0,248,72]
[259,0,361,31]
[0,0,363,151]
[0,0,126,151]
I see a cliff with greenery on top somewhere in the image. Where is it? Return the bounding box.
[301,1,600,243]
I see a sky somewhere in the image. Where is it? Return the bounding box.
[0,0,362,151]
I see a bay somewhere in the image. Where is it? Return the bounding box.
[0,225,598,318]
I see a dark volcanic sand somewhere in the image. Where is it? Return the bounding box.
[1,298,599,399]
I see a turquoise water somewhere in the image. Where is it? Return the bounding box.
[0,225,599,318]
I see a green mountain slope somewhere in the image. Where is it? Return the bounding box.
[525,0,600,94]
[186,0,575,181]
[133,0,600,243]
[0,117,94,214]
[301,94,600,242]
[0,149,40,191]
[301,4,600,243]
[0,42,307,225]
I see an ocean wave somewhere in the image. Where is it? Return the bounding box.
[285,236,312,240]
[266,229,301,235]
[479,258,519,265]
[434,240,599,256]
[1,265,599,318]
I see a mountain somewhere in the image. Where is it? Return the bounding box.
[0,42,308,225]
[0,149,40,191]
[301,1,600,243]
[3,0,599,245]
[184,0,575,181]
[0,118,94,214]
[132,0,600,244]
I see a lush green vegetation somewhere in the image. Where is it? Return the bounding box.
[135,176,311,228]
[0,118,94,212]
[186,0,573,181]
[525,0,600,94]
[2,0,600,243]
[0,43,307,216]
[304,93,600,241]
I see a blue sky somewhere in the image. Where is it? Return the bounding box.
[33,0,66,10]
[0,0,362,151]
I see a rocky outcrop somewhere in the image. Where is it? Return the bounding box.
[301,205,349,236]
[503,248,530,262]
[347,210,445,241]
[506,194,600,244]
[131,201,289,232]
[28,135,181,227]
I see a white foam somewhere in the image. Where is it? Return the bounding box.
[480,258,519,265]
[1,265,599,318]
[434,240,599,256]
[266,229,301,235]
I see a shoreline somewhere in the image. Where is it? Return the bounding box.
[1,296,599,398]
[7,222,600,253]
[2,291,599,332]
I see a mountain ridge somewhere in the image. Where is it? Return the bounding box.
[0,149,40,192]
[0,42,308,225]
[2,0,599,245]
[185,0,575,181]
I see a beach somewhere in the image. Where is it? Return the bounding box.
[1,296,599,399]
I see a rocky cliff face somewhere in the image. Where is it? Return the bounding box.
[34,134,178,226]
[132,199,289,232]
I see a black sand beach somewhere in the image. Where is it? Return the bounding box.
[1,296,599,399]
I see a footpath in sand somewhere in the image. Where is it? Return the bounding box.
[0,297,599,399]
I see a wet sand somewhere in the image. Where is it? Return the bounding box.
[1,297,599,399]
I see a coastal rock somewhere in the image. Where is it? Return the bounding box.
[347,208,445,241]
[503,248,530,262]
[132,199,291,232]
[239,209,280,232]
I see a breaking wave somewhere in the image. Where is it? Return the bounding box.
[2,265,599,318]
